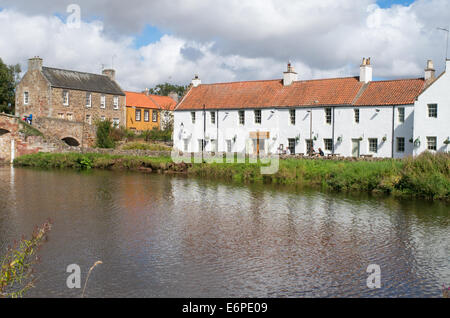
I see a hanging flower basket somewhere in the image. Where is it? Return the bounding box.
[414,138,421,148]
[382,136,387,142]
[444,138,450,145]
[337,136,343,143]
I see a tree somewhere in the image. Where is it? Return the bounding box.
[148,83,188,98]
[0,58,21,115]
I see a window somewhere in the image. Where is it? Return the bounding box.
[100,95,106,109]
[427,137,437,151]
[226,140,232,153]
[184,139,189,152]
[24,92,29,105]
[254,110,262,124]
[85,114,92,125]
[398,107,405,123]
[86,93,92,107]
[325,108,332,124]
[152,110,158,122]
[101,116,106,122]
[239,111,245,125]
[288,138,296,154]
[67,113,73,121]
[113,96,119,110]
[324,139,333,151]
[135,109,141,121]
[397,137,405,152]
[63,91,69,106]
[428,104,437,118]
[58,113,64,119]
[306,139,313,154]
[354,109,360,123]
[144,110,149,122]
[369,138,378,153]
[113,118,120,127]
[191,112,196,124]
[289,109,296,125]
[211,111,216,124]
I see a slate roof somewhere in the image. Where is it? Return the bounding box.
[176,76,426,110]
[42,67,125,96]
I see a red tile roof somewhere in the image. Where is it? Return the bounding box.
[176,77,426,110]
[355,78,425,106]
[125,91,159,109]
[148,95,177,111]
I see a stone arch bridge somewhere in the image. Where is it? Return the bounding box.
[0,113,96,163]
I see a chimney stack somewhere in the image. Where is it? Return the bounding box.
[283,62,298,86]
[424,60,436,81]
[192,74,201,87]
[102,69,116,81]
[359,57,372,83]
[142,88,150,96]
[28,56,43,72]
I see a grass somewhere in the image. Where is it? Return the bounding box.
[13,152,450,201]
[121,142,172,152]
[19,121,43,138]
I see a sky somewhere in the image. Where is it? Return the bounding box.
[0,0,448,91]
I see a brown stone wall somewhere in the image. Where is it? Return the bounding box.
[1,114,74,163]
[15,70,51,118]
[33,117,97,148]
[50,88,125,125]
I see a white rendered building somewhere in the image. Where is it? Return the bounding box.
[174,59,448,158]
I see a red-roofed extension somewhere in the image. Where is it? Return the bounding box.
[148,95,177,111]
[125,91,159,109]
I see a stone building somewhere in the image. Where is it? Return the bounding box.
[174,58,448,158]
[15,57,126,146]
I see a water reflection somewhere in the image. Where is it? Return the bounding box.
[0,167,448,298]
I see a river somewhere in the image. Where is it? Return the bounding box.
[0,166,448,297]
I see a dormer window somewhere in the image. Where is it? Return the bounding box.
[24,92,29,105]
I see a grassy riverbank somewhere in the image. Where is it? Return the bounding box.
[13,152,450,200]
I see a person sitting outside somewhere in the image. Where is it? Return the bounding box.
[285,147,291,156]
[308,146,316,157]
[318,148,325,157]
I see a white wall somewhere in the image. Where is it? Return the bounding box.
[174,104,415,158]
[413,61,450,155]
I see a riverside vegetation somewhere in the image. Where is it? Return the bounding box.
[13,152,449,201]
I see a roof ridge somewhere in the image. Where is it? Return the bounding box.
[368,77,425,83]
[197,76,361,86]
[43,66,108,78]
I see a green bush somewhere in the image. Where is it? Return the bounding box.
[95,120,115,149]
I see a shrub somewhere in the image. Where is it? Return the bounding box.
[95,120,115,149]
[1,221,52,298]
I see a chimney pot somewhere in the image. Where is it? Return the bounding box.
[424,59,436,81]
[192,75,201,87]
[360,57,373,83]
[283,62,298,86]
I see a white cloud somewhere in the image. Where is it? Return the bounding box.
[0,0,449,90]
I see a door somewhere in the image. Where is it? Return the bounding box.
[352,139,360,157]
